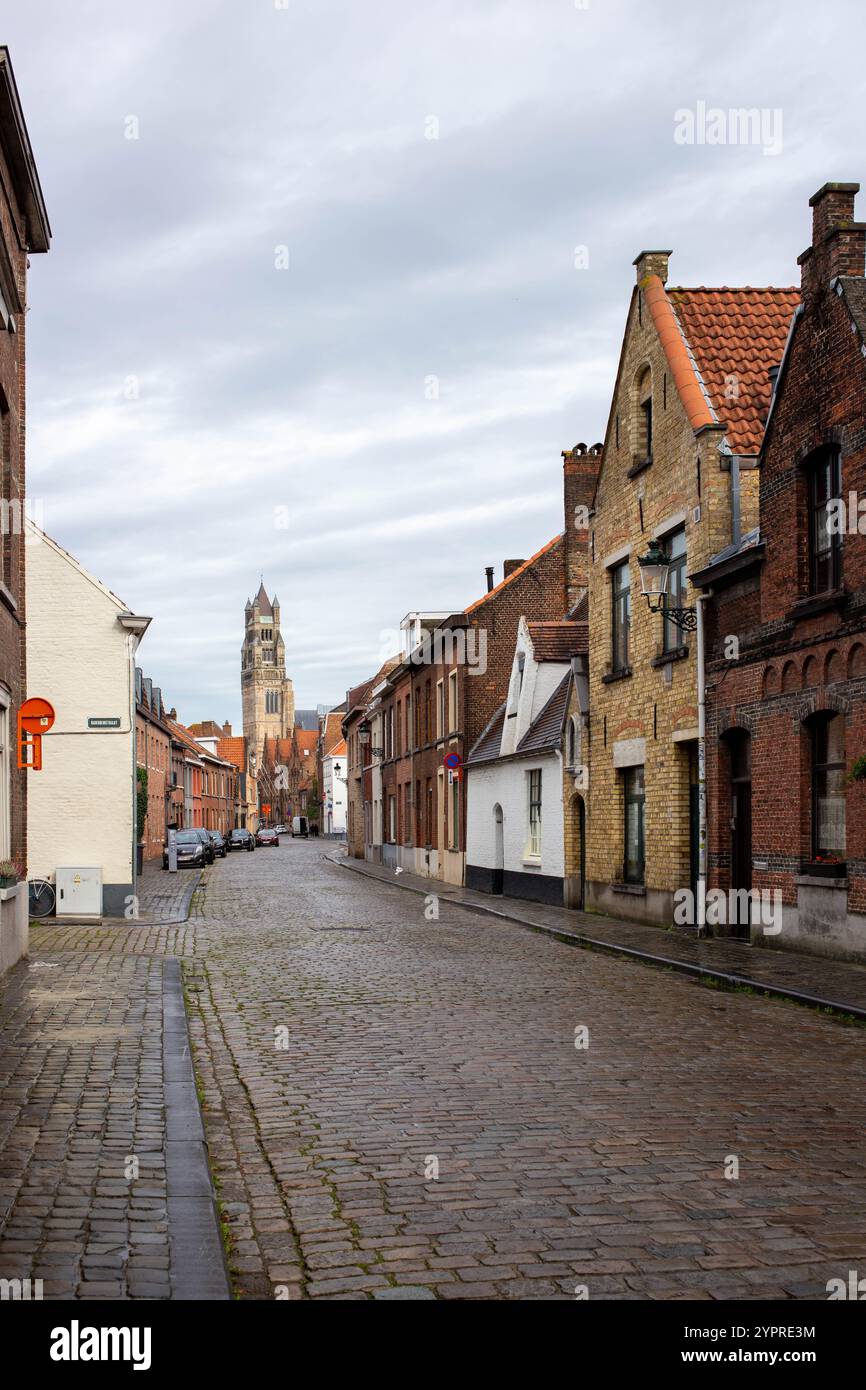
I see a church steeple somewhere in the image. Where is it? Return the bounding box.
[241,580,295,762]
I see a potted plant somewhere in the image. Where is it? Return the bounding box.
[849,755,866,784]
[0,859,21,889]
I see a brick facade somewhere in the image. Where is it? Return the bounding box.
[0,51,50,877]
[585,251,795,926]
[696,183,866,960]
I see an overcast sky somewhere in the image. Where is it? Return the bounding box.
[6,0,866,725]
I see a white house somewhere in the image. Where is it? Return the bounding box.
[26,523,150,919]
[464,617,586,906]
[322,737,347,836]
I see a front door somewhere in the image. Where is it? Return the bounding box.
[729,732,752,940]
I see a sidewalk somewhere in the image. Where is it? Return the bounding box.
[330,852,866,1020]
[115,861,201,925]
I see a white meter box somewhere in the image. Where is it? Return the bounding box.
[55,867,103,920]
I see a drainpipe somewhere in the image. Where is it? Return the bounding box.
[696,591,708,935]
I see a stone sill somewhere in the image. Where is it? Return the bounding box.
[0,881,23,902]
[786,589,847,622]
[796,874,848,890]
[521,857,542,870]
[602,667,633,685]
[627,456,653,480]
[651,645,689,668]
[612,882,646,896]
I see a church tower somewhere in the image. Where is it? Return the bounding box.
[241,582,295,762]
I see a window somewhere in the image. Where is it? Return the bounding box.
[388,795,396,844]
[611,560,631,672]
[527,769,542,858]
[637,368,652,463]
[425,779,434,847]
[449,774,460,850]
[448,671,458,732]
[623,766,645,884]
[0,693,9,858]
[662,527,687,653]
[436,680,445,739]
[424,682,432,743]
[812,714,846,862]
[641,396,653,463]
[808,448,842,594]
[395,700,401,756]
[415,779,421,840]
[567,717,578,767]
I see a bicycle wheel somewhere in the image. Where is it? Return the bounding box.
[28,879,56,918]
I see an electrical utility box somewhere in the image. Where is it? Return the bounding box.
[55,867,103,922]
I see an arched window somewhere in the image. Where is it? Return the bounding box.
[635,366,653,465]
[567,717,578,767]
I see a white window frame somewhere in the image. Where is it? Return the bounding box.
[448,670,458,732]
[527,768,542,860]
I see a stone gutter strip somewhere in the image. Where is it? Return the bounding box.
[330,854,866,1023]
[162,958,231,1299]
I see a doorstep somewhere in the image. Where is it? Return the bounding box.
[328,852,866,1021]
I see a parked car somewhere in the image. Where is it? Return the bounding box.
[208,830,228,858]
[192,827,215,863]
[162,830,206,869]
[275,824,287,835]
[292,816,309,838]
[256,827,280,847]
[229,829,255,853]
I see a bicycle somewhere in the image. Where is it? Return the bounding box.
[28,878,56,919]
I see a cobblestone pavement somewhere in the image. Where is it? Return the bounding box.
[4,840,866,1302]
[183,842,866,1300]
[335,851,866,1016]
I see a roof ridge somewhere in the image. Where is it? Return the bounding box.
[465,534,563,614]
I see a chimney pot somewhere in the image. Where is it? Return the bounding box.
[485,566,494,592]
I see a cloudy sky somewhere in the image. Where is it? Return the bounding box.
[6,0,866,724]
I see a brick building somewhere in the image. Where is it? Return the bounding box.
[693,183,866,960]
[354,517,585,883]
[260,726,317,826]
[135,670,175,859]
[0,48,50,944]
[585,246,796,926]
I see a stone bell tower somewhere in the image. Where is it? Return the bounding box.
[241,581,295,762]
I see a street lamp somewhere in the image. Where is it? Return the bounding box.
[637,537,707,931]
[637,539,696,631]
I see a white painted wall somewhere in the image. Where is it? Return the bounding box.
[323,752,347,833]
[466,753,564,879]
[26,527,143,911]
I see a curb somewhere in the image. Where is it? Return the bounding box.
[329,854,866,1023]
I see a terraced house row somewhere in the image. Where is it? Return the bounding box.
[343,180,866,965]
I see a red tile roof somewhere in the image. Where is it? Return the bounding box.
[217,736,246,769]
[321,711,344,754]
[527,620,588,661]
[465,534,563,614]
[668,286,799,453]
[296,729,318,755]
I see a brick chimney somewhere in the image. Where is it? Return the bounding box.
[633,249,672,286]
[503,558,525,580]
[563,442,602,614]
[223,720,232,737]
[799,182,864,291]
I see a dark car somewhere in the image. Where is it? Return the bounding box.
[191,827,215,863]
[208,830,228,859]
[162,830,206,869]
[256,827,280,847]
[229,829,255,853]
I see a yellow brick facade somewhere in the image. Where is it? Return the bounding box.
[585,252,745,924]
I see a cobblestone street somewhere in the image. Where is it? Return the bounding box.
[3,838,866,1300]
